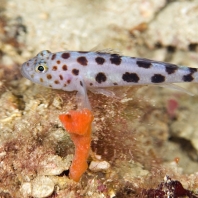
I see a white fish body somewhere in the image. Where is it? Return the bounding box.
[21,50,198,108]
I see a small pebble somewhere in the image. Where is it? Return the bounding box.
[20,182,31,197]
[89,160,110,172]
[32,176,54,198]
[38,155,71,175]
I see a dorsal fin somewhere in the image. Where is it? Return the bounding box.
[90,45,122,55]
[95,48,121,55]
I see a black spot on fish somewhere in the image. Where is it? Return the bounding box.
[52,66,57,71]
[137,60,152,69]
[72,69,79,76]
[47,74,52,79]
[122,72,139,83]
[77,56,88,66]
[110,54,122,65]
[165,64,178,74]
[61,53,70,59]
[182,68,197,82]
[54,80,60,84]
[62,65,67,71]
[95,57,105,65]
[151,74,165,83]
[59,75,63,80]
[183,74,194,82]
[77,51,88,54]
[51,54,56,60]
[95,72,107,83]
[189,68,197,73]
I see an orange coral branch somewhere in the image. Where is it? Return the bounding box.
[59,109,94,182]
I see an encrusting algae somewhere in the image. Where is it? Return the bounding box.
[59,108,94,182]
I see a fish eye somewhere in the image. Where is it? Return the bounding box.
[38,65,44,71]
[35,64,48,73]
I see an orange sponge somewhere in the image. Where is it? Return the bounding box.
[59,109,94,182]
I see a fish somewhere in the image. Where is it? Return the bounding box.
[21,50,198,108]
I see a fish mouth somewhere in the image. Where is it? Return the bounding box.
[20,63,29,79]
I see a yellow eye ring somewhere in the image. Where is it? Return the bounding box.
[35,64,48,73]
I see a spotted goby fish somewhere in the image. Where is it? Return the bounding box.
[21,50,198,108]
